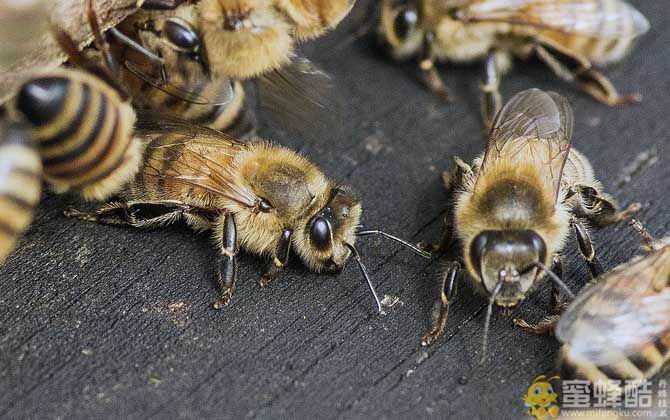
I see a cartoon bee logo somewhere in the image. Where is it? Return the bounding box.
[522,375,560,419]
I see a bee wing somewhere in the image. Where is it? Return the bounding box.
[456,0,650,39]
[124,60,235,106]
[481,89,573,202]
[257,56,345,145]
[556,247,670,366]
[136,112,259,209]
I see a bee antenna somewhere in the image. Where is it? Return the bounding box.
[345,243,382,314]
[356,229,431,259]
[533,262,575,300]
[479,271,505,365]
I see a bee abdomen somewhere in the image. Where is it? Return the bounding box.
[13,70,140,201]
[559,340,670,395]
[0,122,42,263]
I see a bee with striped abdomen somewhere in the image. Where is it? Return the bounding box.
[64,116,430,311]
[378,0,650,128]
[0,121,42,264]
[8,67,143,202]
[5,16,145,202]
[92,0,351,136]
[555,219,670,396]
[419,89,639,362]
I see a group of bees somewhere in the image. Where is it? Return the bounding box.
[0,0,666,406]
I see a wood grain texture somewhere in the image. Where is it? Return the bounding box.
[0,0,139,104]
[0,1,668,418]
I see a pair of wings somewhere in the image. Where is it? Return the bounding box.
[454,0,649,40]
[136,114,260,209]
[557,246,670,366]
[478,88,573,203]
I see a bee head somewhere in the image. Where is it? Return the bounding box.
[378,0,424,61]
[469,229,547,307]
[199,0,294,79]
[299,186,362,273]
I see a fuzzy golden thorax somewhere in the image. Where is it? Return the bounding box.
[275,0,355,40]
[200,0,293,79]
[455,161,570,306]
[225,143,362,272]
[378,0,504,63]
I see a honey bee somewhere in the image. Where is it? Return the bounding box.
[5,21,144,202]
[0,121,42,264]
[555,219,670,396]
[378,0,650,128]
[419,89,639,362]
[63,116,430,312]
[85,0,349,135]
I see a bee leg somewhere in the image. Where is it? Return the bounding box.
[572,218,604,279]
[421,262,460,346]
[64,201,190,228]
[575,68,642,106]
[213,214,237,309]
[480,50,502,132]
[418,32,449,101]
[512,315,560,335]
[548,255,570,314]
[573,184,641,226]
[533,43,640,106]
[258,229,292,288]
[141,0,184,10]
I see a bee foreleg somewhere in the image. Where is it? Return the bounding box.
[513,315,560,335]
[421,261,460,346]
[258,229,293,288]
[571,218,604,279]
[418,61,449,101]
[480,50,502,132]
[213,214,237,309]
[548,254,569,314]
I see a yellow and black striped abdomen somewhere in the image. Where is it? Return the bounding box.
[559,334,670,395]
[12,69,142,201]
[0,121,42,263]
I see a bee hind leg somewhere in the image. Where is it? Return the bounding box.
[63,201,192,228]
[421,262,460,346]
[533,42,641,106]
[258,229,292,288]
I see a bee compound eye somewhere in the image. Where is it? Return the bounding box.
[310,216,332,251]
[393,7,418,40]
[165,18,200,50]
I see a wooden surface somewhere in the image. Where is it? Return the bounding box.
[0,1,668,418]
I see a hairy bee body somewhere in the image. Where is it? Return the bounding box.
[0,122,42,263]
[10,69,142,201]
[557,244,670,395]
[379,0,649,113]
[122,127,361,271]
[421,89,638,351]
